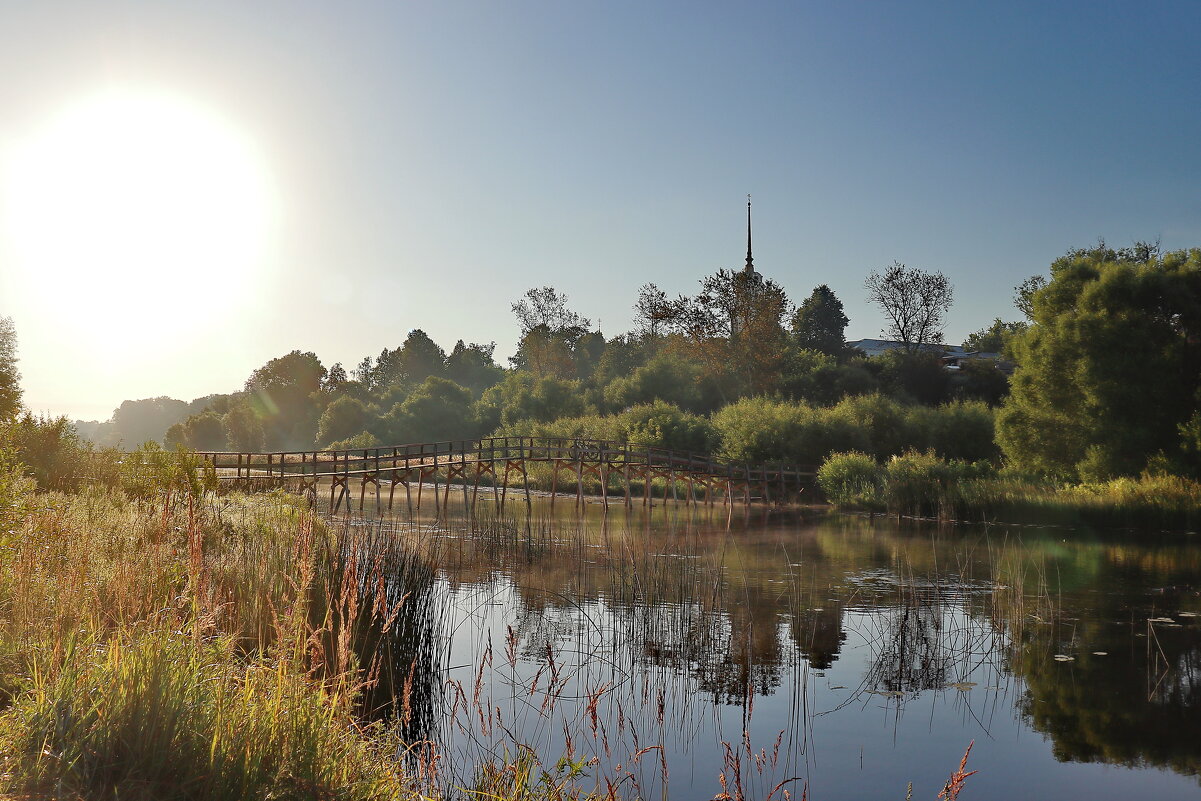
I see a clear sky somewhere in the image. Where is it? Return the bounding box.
[1,1,1198,420]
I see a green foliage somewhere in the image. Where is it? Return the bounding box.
[816,451,880,507]
[880,450,975,518]
[0,445,33,537]
[244,350,326,449]
[907,399,999,462]
[326,431,381,450]
[997,245,1201,478]
[664,268,791,397]
[498,401,715,454]
[105,396,190,448]
[222,403,265,452]
[1,630,407,801]
[1,413,91,492]
[316,396,373,447]
[119,443,218,502]
[603,352,704,412]
[620,401,716,453]
[591,333,649,388]
[963,318,1026,355]
[164,411,227,451]
[381,376,476,443]
[446,340,504,395]
[875,350,950,405]
[396,328,448,384]
[791,284,849,357]
[477,373,588,430]
[713,395,997,467]
[0,317,21,421]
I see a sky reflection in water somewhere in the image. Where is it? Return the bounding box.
[371,499,1201,800]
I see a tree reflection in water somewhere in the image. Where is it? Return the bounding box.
[356,501,1201,796]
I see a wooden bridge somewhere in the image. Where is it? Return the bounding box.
[195,436,813,515]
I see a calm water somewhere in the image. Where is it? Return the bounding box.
[359,495,1201,800]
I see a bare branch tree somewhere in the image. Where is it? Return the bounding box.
[632,283,672,339]
[864,262,953,352]
[511,287,590,335]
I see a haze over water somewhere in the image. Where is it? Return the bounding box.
[367,499,1201,800]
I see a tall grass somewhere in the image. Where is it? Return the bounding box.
[0,462,439,799]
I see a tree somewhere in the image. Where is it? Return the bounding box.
[1014,276,1048,320]
[511,287,590,333]
[791,285,849,358]
[109,397,189,447]
[0,317,21,420]
[222,403,265,452]
[446,341,504,395]
[509,287,593,378]
[664,269,790,398]
[632,283,672,340]
[964,318,1027,354]
[396,329,447,384]
[380,377,475,443]
[864,263,953,352]
[996,244,1201,478]
[244,351,325,449]
[315,396,372,447]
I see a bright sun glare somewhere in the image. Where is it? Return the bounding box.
[3,87,275,357]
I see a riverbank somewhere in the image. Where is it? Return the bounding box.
[816,450,1201,531]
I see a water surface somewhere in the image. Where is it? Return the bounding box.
[368,496,1201,800]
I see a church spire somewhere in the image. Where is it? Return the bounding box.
[744,194,755,274]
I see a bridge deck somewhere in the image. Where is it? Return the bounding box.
[192,436,813,513]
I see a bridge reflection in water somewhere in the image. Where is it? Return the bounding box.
[194,436,814,514]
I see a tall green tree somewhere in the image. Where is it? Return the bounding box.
[0,317,21,420]
[665,269,790,398]
[245,351,326,449]
[396,329,447,384]
[996,244,1201,477]
[791,285,849,358]
[446,341,504,395]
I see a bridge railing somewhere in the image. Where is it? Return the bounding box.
[190,436,814,487]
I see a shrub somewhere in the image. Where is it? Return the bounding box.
[816,451,881,508]
[1,413,91,492]
[879,450,987,518]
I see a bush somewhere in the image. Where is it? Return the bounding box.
[621,401,715,453]
[1,413,91,492]
[816,451,880,507]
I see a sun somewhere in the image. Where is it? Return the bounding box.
[2,87,276,358]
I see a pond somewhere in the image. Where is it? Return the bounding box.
[356,496,1201,800]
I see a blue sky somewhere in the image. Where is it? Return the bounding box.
[1,1,1199,419]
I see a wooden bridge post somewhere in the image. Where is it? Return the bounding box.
[623,458,631,507]
[575,449,584,510]
[432,444,442,517]
[550,459,559,508]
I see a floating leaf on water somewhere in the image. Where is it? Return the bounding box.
[830,685,846,690]
[948,682,977,691]
[1053,654,1075,662]
[1148,617,1175,623]
[1092,651,1107,656]
[1178,612,1198,617]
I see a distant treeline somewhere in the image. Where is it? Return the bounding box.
[67,240,1200,484]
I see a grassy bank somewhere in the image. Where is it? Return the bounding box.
[817,450,1201,530]
[0,444,437,800]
